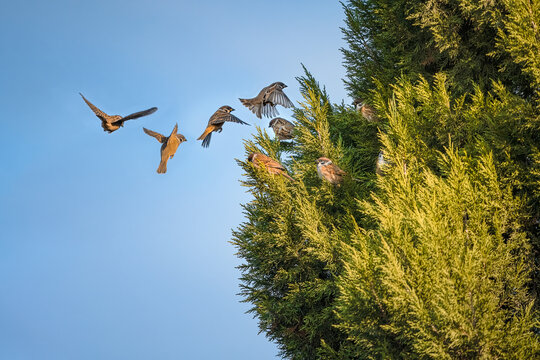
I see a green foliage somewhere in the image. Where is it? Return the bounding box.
[341,0,534,98]
[234,1,540,358]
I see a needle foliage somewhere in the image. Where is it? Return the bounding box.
[233,1,540,358]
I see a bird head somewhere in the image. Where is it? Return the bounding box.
[247,153,257,162]
[274,82,287,90]
[353,98,364,110]
[219,105,234,113]
[268,117,282,128]
[316,157,332,166]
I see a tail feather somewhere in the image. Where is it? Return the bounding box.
[157,161,167,174]
[240,98,262,119]
[201,132,212,148]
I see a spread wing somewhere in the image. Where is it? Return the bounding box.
[143,127,166,143]
[209,112,249,126]
[113,107,158,124]
[267,89,293,108]
[79,93,111,121]
[261,103,279,118]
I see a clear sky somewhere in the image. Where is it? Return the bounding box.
[0,1,348,359]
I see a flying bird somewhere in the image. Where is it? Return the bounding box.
[80,93,157,133]
[316,157,347,185]
[197,105,249,148]
[248,153,294,181]
[239,82,293,119]
[353,98,377,122]
[269,117,295,140]
[143,123,187,174]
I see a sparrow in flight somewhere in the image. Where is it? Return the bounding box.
[316,157,346,185]
[269,117,295,140]
[239,82,293,119]
[248,153,294,181]
[197,106,249,148]
[353,98,377,122]
[80,93,157,133]
[143,123,187,174]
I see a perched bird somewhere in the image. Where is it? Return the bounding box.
[248,153,294,181]
[80,93,157,133]
[353,98,377,122]
[375,150,389,176]
[316,157,346,185]
[239,82,293,119]
[269,117,295,140]
[143,123,186,174]
[197,105,249,148]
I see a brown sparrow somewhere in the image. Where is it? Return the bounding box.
[248,153,294,181]
[316,157,346,185]
[239,82,293,119]
[353,98,377,122]
[269,117,295,140]
[80,93,157,133]
[143,123,186,174]
[197,106,249,148]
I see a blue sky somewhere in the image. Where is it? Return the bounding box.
[0,1,348,358]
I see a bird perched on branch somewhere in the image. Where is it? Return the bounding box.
[248,153,294,181]
[143,123,186,174]
[269,117,295,140]
[316,157,346,185]
[353,98,377,122]
[239,82,293,119]
[79,93,157,133]
[197,106,249,148]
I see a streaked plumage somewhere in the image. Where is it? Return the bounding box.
[316,157,346,185]
[353,98,377,122]
[239,82,293,119]
[80,93,157,133]
[248,153,294,181]
[143,123,186,174]
[269,117,295,140]
[197,106,249,148]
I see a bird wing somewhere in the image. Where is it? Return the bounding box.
[169,123,178,137]
[143,127,166,143]
[79,93,111,121]
[209,112,249,126]
[261,103,279,118]
[255,154,285,171]
[113,107,158,124]
[266,89,293,108]
[331,163,347,176]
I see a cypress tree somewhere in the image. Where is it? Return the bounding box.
[233,1,540,358]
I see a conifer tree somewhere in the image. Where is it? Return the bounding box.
[233,1,540,358]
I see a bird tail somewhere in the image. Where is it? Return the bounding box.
[239,98,262,119]
[197,130,212,148]
[201,133,212,148]
[157,161,167,174]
